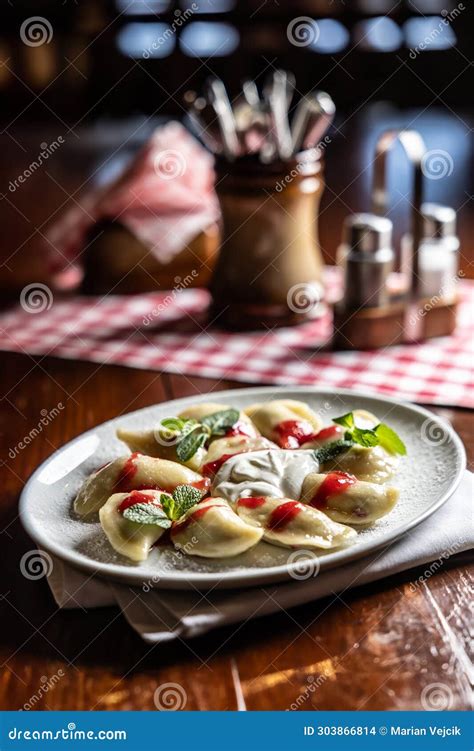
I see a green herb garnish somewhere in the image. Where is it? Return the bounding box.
[122,502,172,528]
[176,427,208,462]
[374,423,407,456]
[200,408,240,436]
[160,408,240,462]
[122,484,202,527]
[161,484,202,521]
[332,411,406,456]
[313,440,354,465]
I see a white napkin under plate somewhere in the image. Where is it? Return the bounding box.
[46,472,473,644]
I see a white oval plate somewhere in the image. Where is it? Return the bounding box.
[19,387,466,590]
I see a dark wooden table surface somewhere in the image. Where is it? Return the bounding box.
[0,111,472,711]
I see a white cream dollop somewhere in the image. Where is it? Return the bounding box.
[212,449,319,504]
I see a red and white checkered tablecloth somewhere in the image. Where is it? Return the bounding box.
[1,273,472,408]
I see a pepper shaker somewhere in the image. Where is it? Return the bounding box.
[338,213,394,309]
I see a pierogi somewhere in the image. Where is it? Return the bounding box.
[320,445,399,484]
[72,399,405,564]
[100,490,166,561]
[116,426,206,471]
[244,400,324,448]
[235,495,357,550]
[300,472,399,525]
[170,497,263,558]
[74,453,206,517]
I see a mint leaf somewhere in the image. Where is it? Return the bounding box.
[375,423,407,456]
[176,428,207,462]
[160,417,186,431]
[333,412,355,430]
[123,502,172,528]
[172,485,201,519]
[200,408,240,436]
[332,411,407,456]
[313,440,354,465]
[352,428,380,448]
[157,417,198,443]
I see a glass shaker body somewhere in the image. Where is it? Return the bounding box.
[401,234,459,300]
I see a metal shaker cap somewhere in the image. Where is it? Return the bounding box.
[343,213,393,253]
[421,203,456,239]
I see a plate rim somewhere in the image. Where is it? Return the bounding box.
[19,386,467,590]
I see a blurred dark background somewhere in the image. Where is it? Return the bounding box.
[0,0,472,291]
[1,0,472,120]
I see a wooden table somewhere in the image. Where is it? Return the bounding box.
[0,354,472,711]
[0,113,472,711]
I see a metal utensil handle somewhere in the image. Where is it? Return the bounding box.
[371,129,426,298]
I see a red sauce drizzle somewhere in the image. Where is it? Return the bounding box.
[191,477,211,493]
[310,471,357,510]
[237,496,266,509]
[311,425,344,443]
[267,500,303,531]
[115,452,141,492]
[118,490,160,513]
[171,503,227,536]
[202,453,234,478]
[275,420,316,449]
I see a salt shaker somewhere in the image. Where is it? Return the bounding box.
[338,213,394,309]
[401,203,459,300]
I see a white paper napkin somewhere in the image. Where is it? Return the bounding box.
[46,472,473,644]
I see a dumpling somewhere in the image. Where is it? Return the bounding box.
[116,426,206,471]
[201,435,277,478]
[74,453,207,517]
[320,445,399,484]
[244,399,323,448]
[170,497,263,558]
[178,402,259,439]
[235,496,357,550]
[300,472,398,525]
[99,490,167,562]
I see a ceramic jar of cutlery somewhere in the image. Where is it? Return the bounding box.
[209,153,325,329]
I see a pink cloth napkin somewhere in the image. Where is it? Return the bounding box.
[47,121,219,274]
